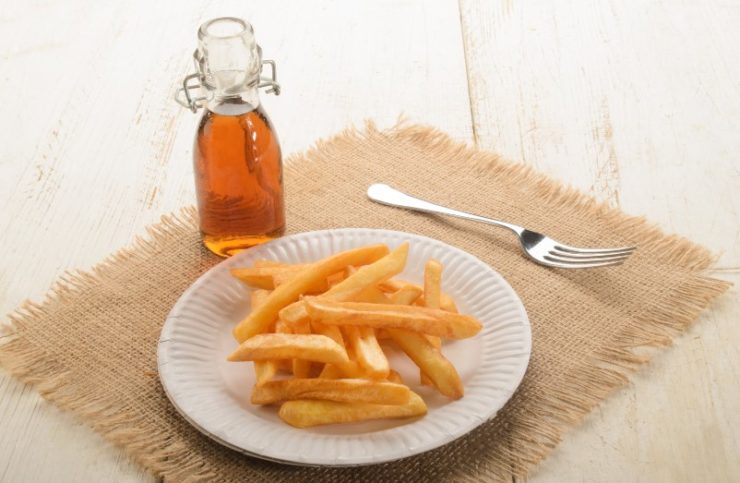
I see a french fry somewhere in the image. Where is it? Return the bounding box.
[387,328,463,399]
[318,361,365,379]
[326,270,347,287]
[227,243,480,427]
[310,320,345,346]
[423,260,443,309]
[273,318,293,372]
[388,286,464,398]
[231,266,330,293]
[421,260,443,385]
[390,285,423,306]
[233,244,389,342]
[230,268,273,289]
[312,321,373,378]
[422,259,444,348]
[250,290,278,385]
[278,243,408,327]
[351,285,391,304]
[304,299,482,339]
[254,361,278,386]
[291,320,313,379]
[275,319,292,334]
[230,266,302,289]
[251,378,410,405]
[278,391,427,428]
[343,326,390,379]
[380,278,458,313]
[250,288,271,307]
[228,334,349,364]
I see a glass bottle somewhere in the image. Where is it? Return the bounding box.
[176,17,285,257]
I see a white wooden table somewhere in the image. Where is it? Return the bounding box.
[1,1,738,481]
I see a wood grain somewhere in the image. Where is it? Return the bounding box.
[2,0,738,480]
[459,1,739,481]
[0,1,470,481]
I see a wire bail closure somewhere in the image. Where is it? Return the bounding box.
[175,46,281,113]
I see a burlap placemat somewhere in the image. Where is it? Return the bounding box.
[0,122,730,482]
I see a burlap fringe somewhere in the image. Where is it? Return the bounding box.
[1,122,732,482]
[0,207,219,482]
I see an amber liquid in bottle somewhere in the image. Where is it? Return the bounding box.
[194,105,285,257]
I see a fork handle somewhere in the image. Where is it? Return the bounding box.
[367,184,522,235]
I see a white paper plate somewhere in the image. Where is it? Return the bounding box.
[158,228,531,466]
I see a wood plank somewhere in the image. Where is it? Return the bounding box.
[459,0,740,481]
[0,0,472,481]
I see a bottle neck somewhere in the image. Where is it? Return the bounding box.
[205,86,260,115]
[175,18,281,114]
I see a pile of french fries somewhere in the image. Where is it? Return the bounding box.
[227,242,482,428]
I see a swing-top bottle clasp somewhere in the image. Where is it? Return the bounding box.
[175,17,281,113]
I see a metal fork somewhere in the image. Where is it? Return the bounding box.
[367,183,635,268]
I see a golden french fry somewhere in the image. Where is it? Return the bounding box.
[230,266,302,288]
[250,289,271,307]
[440,296,458,313]
[310,321,345,346]
[343,326,389,379]
[233,244,389,342]
[278,391,427,428]
[228,334,349,364]
[318,363,342,379]
[351,285,391,304]
[419,335,442,386]
[390,285,423,305]
[318,361,365,379]
[250,289,279,385]
[423,260,442,309]
[291,320,313,379]
[421,260,443,384]
[230,267,275,289]
[388,286,463,398]
[377,278,405,293]
[387,328,463,399]
[274,317,293,373]
[278,243,408,327]
[423,261,443,349]
[275,319,292,334]
[231,266,329,293]
[381,278,458,313]
[420,360,436,386]
[254,361,278,385]
[326,270,347,287]
[273,270,330,292]
[251,378,410,405]
[308,321,339,376]
[304,299,482,339]
[312,321,373,378]
[425,335,442,348]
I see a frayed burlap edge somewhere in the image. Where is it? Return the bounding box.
[0,121,732,482]
[0,208,221,481]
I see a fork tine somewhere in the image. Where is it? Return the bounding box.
[553,244,636,255]
[543,255,628,268]
[549,249,634,261]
